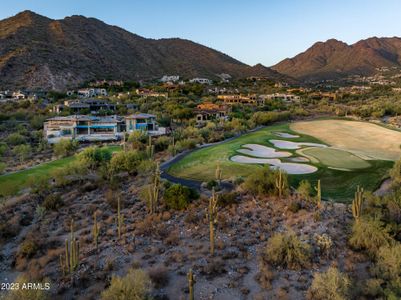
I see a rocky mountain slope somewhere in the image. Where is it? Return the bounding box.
[272,37,401,81]
[0,11,292,90]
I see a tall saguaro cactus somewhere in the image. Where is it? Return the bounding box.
[352,185,364,222]
[146,136,154,159]
[314,179,322,208]
[187,268,196,300]
[116,197,124,239]
[93,212,100,250]
[215,162,222,185]
[147,163,161,214]
[275,169,285,198]
[208,188,219,256]
[60,219,80,275]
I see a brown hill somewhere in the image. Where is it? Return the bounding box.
[0,11,293,90]
[272,37,401,81]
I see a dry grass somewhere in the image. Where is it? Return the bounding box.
[291,119,401,160]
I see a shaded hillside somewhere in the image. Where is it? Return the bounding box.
[0,11,292,90]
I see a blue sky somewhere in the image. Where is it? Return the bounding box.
[1,0,400,66]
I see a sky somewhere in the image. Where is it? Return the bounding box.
[1,0,400,66]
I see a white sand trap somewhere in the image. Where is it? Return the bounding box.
[274,132,300,138]
[269,139,327,150]
[230,155,318,174]
[237,144,292,158]
[288,157,310,162]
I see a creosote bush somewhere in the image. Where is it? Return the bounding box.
[348,217,393,257]
[164,184,198,210]
[307,267,350,300]
[101,268,152,300]
[42,194,63,211]
[264,231,310,270]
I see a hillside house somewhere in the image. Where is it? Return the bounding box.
[217,94,260,105]
[260,93,301,103]
[194,102,230,125]
[189,78,212,84]
[52,99,116,114]
[135,88,168,98]
[125,113,165,135]
[77,88,108,98]
[160,75,180,83]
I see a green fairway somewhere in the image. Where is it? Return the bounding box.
[167,122,394,202]
[0,145,121,197]
[301,147,371,170]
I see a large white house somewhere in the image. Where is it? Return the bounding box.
[189,78,212,85]
[160,75,180,83]
[77,88,108,98]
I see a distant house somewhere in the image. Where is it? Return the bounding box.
[260,93,301,103]
[160,75,180,83]
[12,91,26,100]
[135,88,168,98]
[52,99,116,114]
[194,102,230,125]
[217,94,259,105]
[189,78,212,85]
[77,88,108,98]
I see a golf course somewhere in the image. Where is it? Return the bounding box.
[167,119,401,201]
[0,145,121,197]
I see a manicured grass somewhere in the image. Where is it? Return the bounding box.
[302,147,371,170]
[0,145,121,197]
[167,121,395,202]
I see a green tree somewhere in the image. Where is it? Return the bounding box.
[164,184,195,210]
[297,179,312,202]
[53,139,78,158]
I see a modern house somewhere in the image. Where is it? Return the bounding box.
[160,75,180,83]
[260,93,301,103]
[77,88,108,98]
[135,88,168,98]
[189,78,212,85]
[44,113,165,143]
[52,99,117,114]
[44,115,124,143]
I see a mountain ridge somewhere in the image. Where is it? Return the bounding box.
[272,36,401,81]
[0,10,293,90]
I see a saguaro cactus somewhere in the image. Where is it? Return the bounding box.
[187,268,196,300]
[116,197,124,239]
[275,170,285,198]
[215,162,222,185]
[352,185,364,221]
[208,188,219,256]
[93,212,100,250]
[314,179,322,208]
[146,136,154,159]
[60,219,80,275]
[147,163,160,214]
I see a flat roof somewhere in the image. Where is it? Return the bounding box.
[125,113,156,119]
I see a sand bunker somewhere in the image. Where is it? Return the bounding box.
[288,157,310,162]
[269,139,327,150]
[230,155,318,174]
[237,144,292,158]
[274,132,300,138]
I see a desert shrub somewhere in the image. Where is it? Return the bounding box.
[0,142,8,156]
[206,180,218,190]
[349,217,393,257]
[374,245,401,284]
[101,268,152,300]
[28,176,50,195]
[13,144,32,162]
[6,133,26,145]
[390,158,401,187]
[18,238,39,258]
[0,162,6,174]
[243,166,276,197]
[288,201,301,213]
[109,150,144,175]
[105,189,120,210]
[264,231,310,270]
[153,136,170,152]
[53,139,78,158]
[218,192,238,207]
[42,194,63,211]
[251,111,291,126]
[307,267,350,300]
[297,180,312,202]
[148,266,169,288]
[3,274,49,300]
[164,184,198,210]
[314,233,333,257]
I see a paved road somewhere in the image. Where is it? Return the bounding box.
[160,126,265,190]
